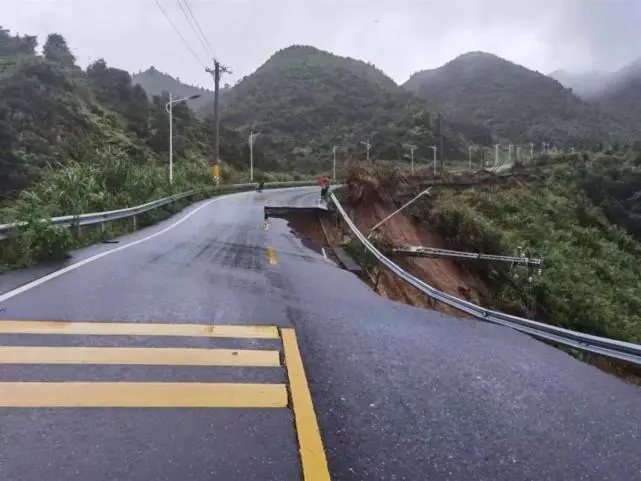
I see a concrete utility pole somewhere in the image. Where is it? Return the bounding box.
[516,146,521,163]
[530,142,534,161]
[468,145,473,170]
[429,145,438,174]
[206,60,231,181]
[494,143,500,166]
[405,144,417,172]
[165,93,202,184]
[508,144,513,164]
[249,130,260,182]
[332,145,337,182]
[360,139,372,162]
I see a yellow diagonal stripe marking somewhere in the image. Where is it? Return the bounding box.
[0,383,288,408]
[282,328,331,481]
[0,347,280,367]
[0,321,279,339]
[267,247,278,265]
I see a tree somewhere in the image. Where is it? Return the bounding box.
[43,33,75,66]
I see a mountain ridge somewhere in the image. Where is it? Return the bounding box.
[403,51,635,145]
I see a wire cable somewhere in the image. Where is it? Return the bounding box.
[152,0,206,68]
[176,0,215,60]
[181,0,217,60]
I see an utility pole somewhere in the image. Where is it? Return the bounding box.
[494,143,500,166]
[332,145,337,182]
[530,142,534,162]
[468,145,473,170]
[508,144,513,164]
[516,146,521,163]
[429,145,438,174]
[206,61,231,182]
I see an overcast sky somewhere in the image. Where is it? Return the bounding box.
[3,0,640,88]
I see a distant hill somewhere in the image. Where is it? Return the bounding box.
[404,52,633,147]
[213,45,466,172]
[132,67,215,112]
[597,59,641,130]
[548,69,613,100]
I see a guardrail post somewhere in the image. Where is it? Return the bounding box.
[132,215,137,231]
[100,222,106,234]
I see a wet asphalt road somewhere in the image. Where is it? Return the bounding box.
[0,186,640,481]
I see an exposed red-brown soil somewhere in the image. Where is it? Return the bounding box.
[345,197,489,317]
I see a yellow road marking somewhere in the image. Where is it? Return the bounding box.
[0,321,279,339]
[0,346,280,367]
[281,328,331,481]
[0,382,288,408]
[267,247,278,265]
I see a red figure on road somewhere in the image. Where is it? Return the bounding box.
[319,176,330,202]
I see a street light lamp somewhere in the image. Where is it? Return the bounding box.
[165,93,202,184]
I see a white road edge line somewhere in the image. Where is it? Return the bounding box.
[0,192,241,304]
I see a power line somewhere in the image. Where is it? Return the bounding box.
[176,0,214,60]
[152,0,205,68]
[181,0,217,60]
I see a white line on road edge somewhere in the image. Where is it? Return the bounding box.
[0,193,237,304]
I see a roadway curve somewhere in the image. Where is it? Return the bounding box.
[0,186,639,481]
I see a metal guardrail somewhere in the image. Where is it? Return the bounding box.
[392,245,543,268]
[330,192,641,366]
[0,180,316,240]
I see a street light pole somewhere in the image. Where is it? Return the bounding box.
[165,93,202,185]
[368,187,432,238]
[168,93,173,184]
[249,130,260,182]
[405,144,417,173]
[430,145,438,174]
[360,139,371,162]
[332,145,337,182]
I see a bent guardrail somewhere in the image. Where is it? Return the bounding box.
[0,180,316,240]
[329,192,641,366]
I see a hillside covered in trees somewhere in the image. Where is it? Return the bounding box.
[215,45,468,172]
[404,52,636,147]
[0,27,263,201]
[132,66,219,113]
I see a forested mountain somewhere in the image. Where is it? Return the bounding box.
[132,66,216,113]
[215,45,466,172]
[404,52,635,147]
[596,60,641,129]
[0,27,249,199]
[548,69,613,100]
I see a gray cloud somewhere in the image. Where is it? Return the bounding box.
[2,0,640,88]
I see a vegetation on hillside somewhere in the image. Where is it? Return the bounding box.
[391,154,641,344]
[132,66,221,113]
[404,52,636,147]
[216,45,468,173]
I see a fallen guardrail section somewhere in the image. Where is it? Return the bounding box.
[392,245,543,268]
[0,180,316,240]
[329,192,641,366]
